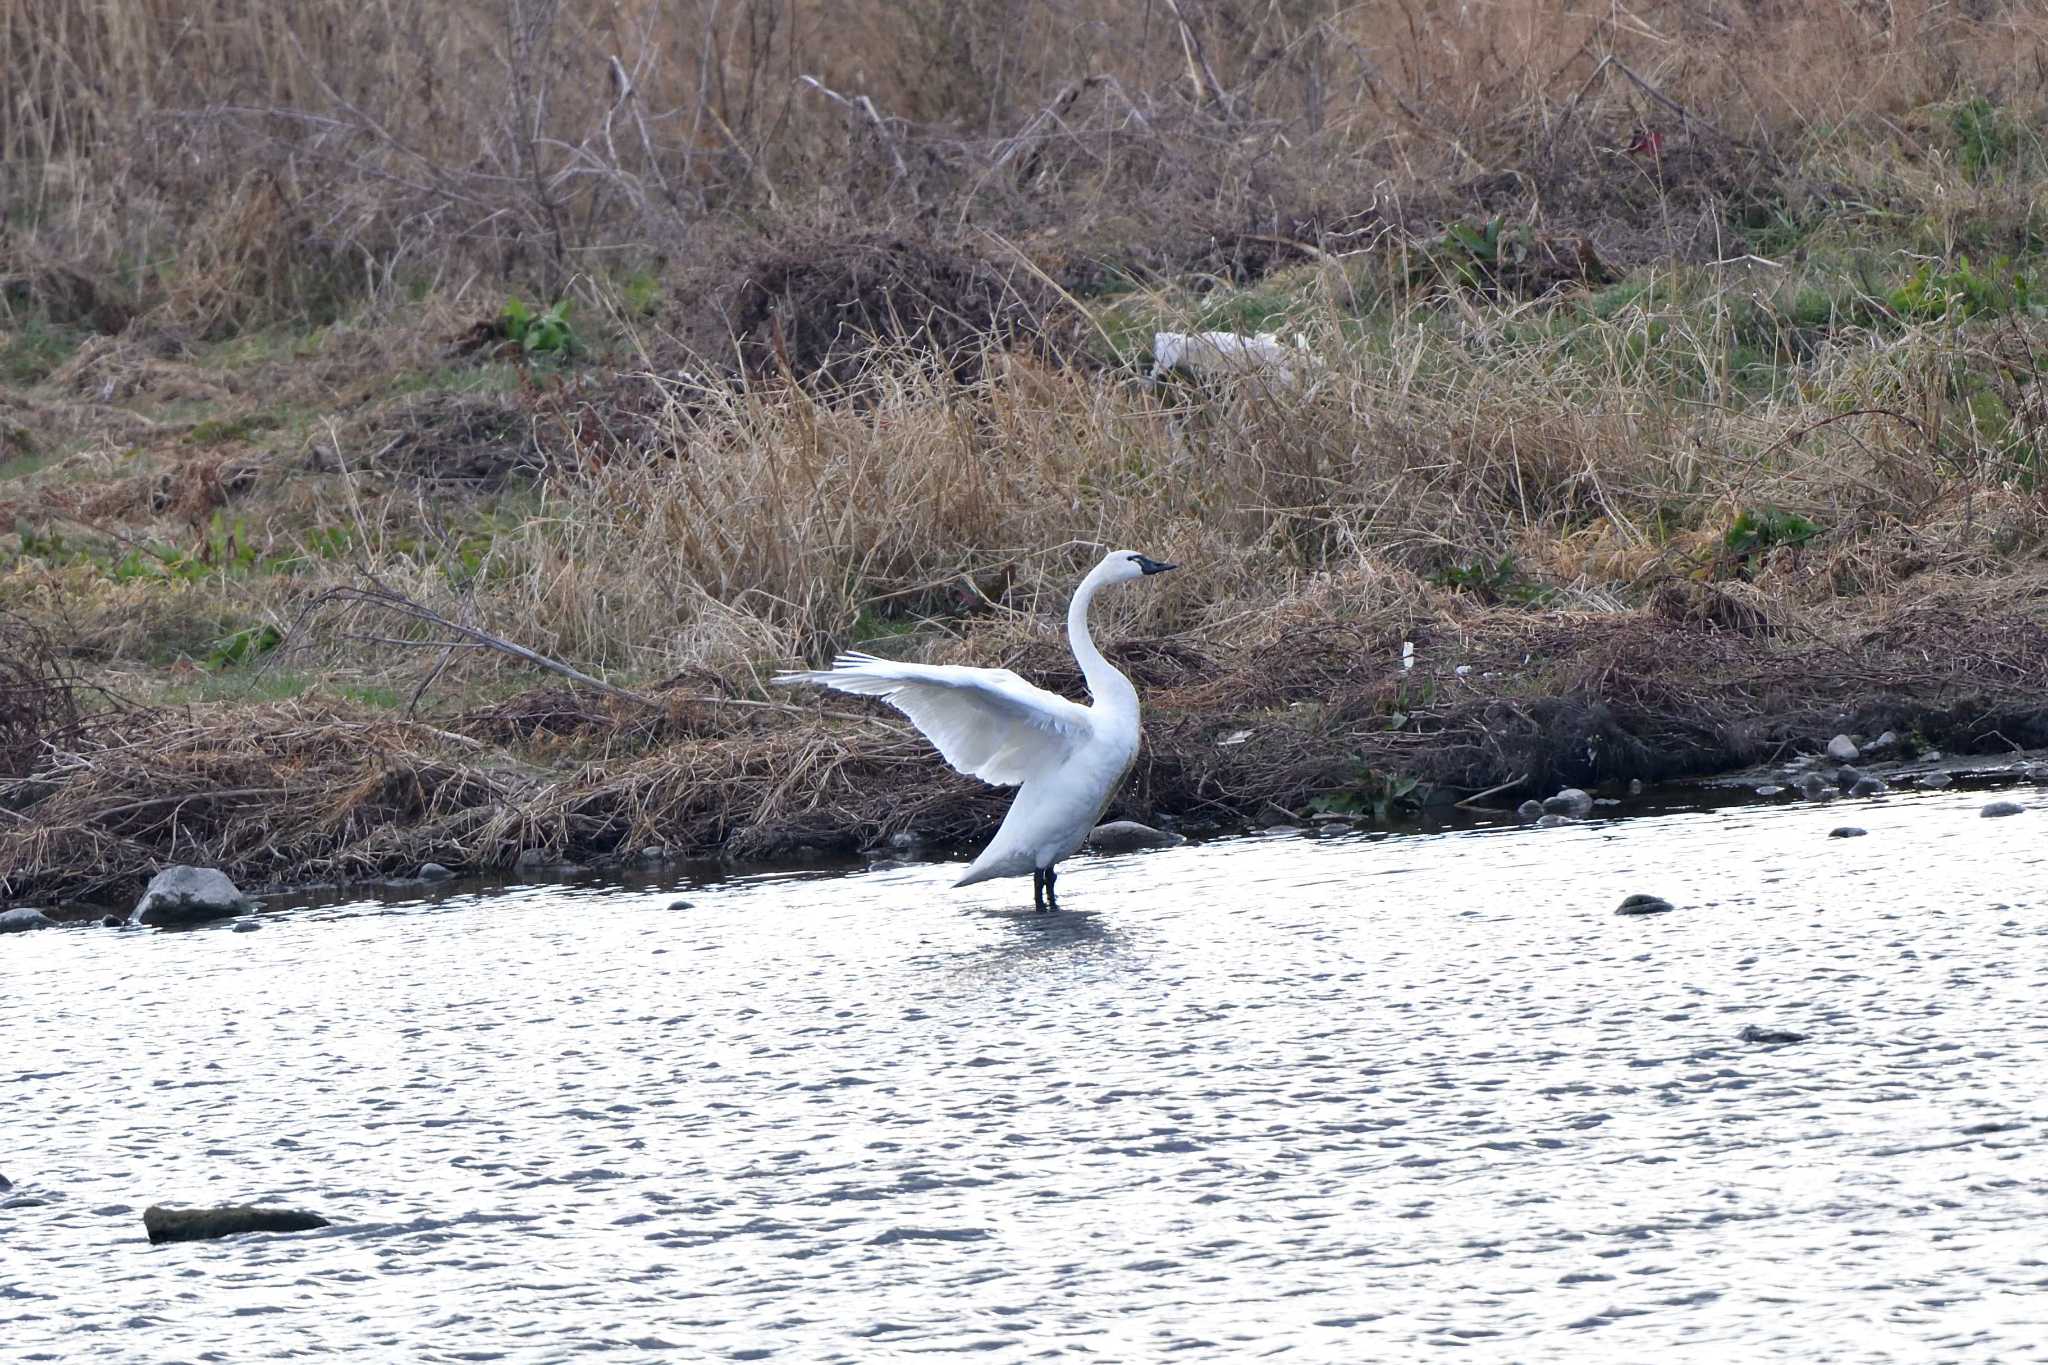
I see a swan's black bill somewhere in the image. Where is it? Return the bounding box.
[1133,555,1177,575]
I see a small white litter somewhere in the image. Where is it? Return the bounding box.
[1151,330,1314,389]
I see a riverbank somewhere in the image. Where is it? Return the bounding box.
[7,3,2048,906]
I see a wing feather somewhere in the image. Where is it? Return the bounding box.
[772,651,1091,787]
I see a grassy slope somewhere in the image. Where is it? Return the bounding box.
[6,79,2048,903]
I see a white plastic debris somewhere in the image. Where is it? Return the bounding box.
[1151,330,1314,389]
[1401,641,1415,671]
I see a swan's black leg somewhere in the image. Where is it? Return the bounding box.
[1032,868,1047,913]
[1043,865,1060,912]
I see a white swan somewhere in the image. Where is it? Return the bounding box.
[772,549,1177,910]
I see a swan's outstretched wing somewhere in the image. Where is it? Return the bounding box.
[772,651,1092,787]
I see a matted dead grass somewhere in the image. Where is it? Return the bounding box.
[6,571,2046,905]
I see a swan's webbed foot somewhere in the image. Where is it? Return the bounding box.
[1033,866,1060,913]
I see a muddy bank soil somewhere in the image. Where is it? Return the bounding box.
[5,585,2045,909]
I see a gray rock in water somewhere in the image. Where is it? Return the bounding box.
[1739,1024,1808,1045]
[231,920,261,933]
[1797,774,1830,799]
[1919,772,1953,789]
[2024,764,2048,784]
[0,908,54,934]
[1533,813,1577,828]
[1826,734,1860,763]
[130,866,253,927]
[1615,894,1676,916]
[1542,788,1594,818]
[100,914,125,928]
[0,1172,10,1190]
[666,899,694,911]
[1086,821,1187,853]
[1849,778,1888,797]
[1981,800,2027,818]
[1828,826,1867,839]
[417,862,452,881]
[886,831,921,851]
[143,1204,329,1244]
[1516,799,1544,820]
[1834,766,1863,790]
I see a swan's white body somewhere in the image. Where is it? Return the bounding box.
[772,550,1174,904]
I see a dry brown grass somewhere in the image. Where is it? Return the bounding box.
[7,1,2046,328]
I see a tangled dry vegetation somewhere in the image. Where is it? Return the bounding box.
[6,1,2048,903]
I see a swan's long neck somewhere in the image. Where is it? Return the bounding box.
[1067,562,1138,718]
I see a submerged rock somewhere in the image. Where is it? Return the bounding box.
[1086,821,1187,853]
[1797,774,1830,800]
[1826,734,1860,763]
[417,862,452,881]
[1614,894,1675,916]
[1542,788,1594,818]
[0,908,53,934]
[1981,800,2026,818]
[143,1204,329,1244]
[1828,826,1867,839]
[1849,778,1888,797]
[1919,772,1953,789]
[1533,813,1577,828]
[1739,1024,1808,1045]
[231,920,261,933]
[665,899,694,912]
[1515,799,1544,820]
[131,866,253,927]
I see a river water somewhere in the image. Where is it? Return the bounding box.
[5,786,2045,1362]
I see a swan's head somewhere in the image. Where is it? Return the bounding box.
[1101,549,1177,583]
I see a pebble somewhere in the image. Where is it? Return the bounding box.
[1739,1024,1808,1044]
[1981,800,2026,818]
[1828,826,1867,839]
[1615,893,1676,916]
[1826,734,1860,763]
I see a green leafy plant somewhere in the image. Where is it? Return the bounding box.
[1951,97,2016,179]
[1429,555,1555,607]
[500,297,578,357]
[1305,767,1422,824]
[1722,507,1820,564]
[1889,256,2036,322]
[204,623,283,669]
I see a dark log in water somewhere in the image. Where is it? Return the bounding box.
[143,1204,329,1244]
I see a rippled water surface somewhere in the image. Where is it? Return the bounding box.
[6,789,2047,1362]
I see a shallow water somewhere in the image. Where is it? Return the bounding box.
[5,787,2046,1362]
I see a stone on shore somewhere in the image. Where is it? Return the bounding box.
[1085,821,1187,853]
[131,866,254,926]
[1542,788,1594,818]
[1826,734,1860,763]
[143,1204,330,1244]
[1516,800,1544,820]
[0,908,54,934]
